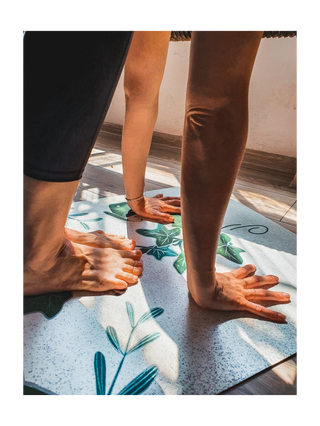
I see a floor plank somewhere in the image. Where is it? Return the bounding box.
[82,127,297,236]
[220,355,297,395]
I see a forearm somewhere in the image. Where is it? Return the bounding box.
[122,98,158,199]
[121,31,170,200]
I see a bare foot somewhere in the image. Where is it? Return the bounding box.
[64,227,136,250]
[24,235,143,296]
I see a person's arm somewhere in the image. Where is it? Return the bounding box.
[121,31,181,223]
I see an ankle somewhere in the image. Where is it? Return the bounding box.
[187,270,218,308]
[24,234,69,273]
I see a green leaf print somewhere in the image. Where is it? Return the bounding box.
[126,301,135,328]
[216,233,245,264]
[127,333,160,355]
[146,245,178,260]
[117,366,158,395]
[136,224,181,247]
[171,214,182,229]
[104,202,143,222]
[106,326,123,355]
[136,307,164,326]
[23,292,72,319]
[137,245,178,260]
[94,352,106,395]
[96,303,164,395]
[174,250,187,274]
[109,202,131,217]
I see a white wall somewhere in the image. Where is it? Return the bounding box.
[105,36,297,158]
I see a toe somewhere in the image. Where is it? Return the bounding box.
[119,249,142,260]
[123,264,143,276]
[117,271,139,285]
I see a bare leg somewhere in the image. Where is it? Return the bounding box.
[181,32,290,322]
[122,31,181,223]
[24,176,142,296]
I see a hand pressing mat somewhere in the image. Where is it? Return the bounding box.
[23,187,297,395]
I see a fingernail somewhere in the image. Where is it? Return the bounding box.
[277,313,286,320]
[273,276,279,282]
[282,292,290,299]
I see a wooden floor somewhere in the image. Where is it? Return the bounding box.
[75,122,297,395]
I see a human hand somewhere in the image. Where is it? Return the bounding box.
[127,194,181,224]
[190,264,290,322]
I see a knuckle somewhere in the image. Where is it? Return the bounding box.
[255,305,263,313]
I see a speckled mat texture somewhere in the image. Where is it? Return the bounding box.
[23,187,297,395]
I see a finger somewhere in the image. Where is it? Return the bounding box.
[162,200,181,206]
[160,204,181,214]
[245,288,290,302]
[243,274,279,288]
[157,214,175,224]
[146,210,175,223]
[243,300,287,322]
[231,264,257,279]
[158,196,181,201]
[152,194,164,199]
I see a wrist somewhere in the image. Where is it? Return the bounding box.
[125,195,146,212]
[125,194,145,203]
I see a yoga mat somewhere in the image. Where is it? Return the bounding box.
[23,187,296,395]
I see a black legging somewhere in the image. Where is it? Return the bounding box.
[24,31,133,182]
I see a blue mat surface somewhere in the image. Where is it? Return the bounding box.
[24,187,296,395]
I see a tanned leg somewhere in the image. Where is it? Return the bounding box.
[24,176,142,296]
[181,32,290,322]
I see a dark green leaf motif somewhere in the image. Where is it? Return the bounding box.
[126,301,135,328]
[109,202,131,217]
[136,224,181,247]
[23,292,72,319]
[136,307,164,326]
[95,303,163,395]
[94,352,106,395]
[217,233,245,264]
[104,202,143,222]
[106,326,123,354]
[127,333,160,355]
[174,250,187,274]
[117,366,159,395]
[145,245,178,260]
